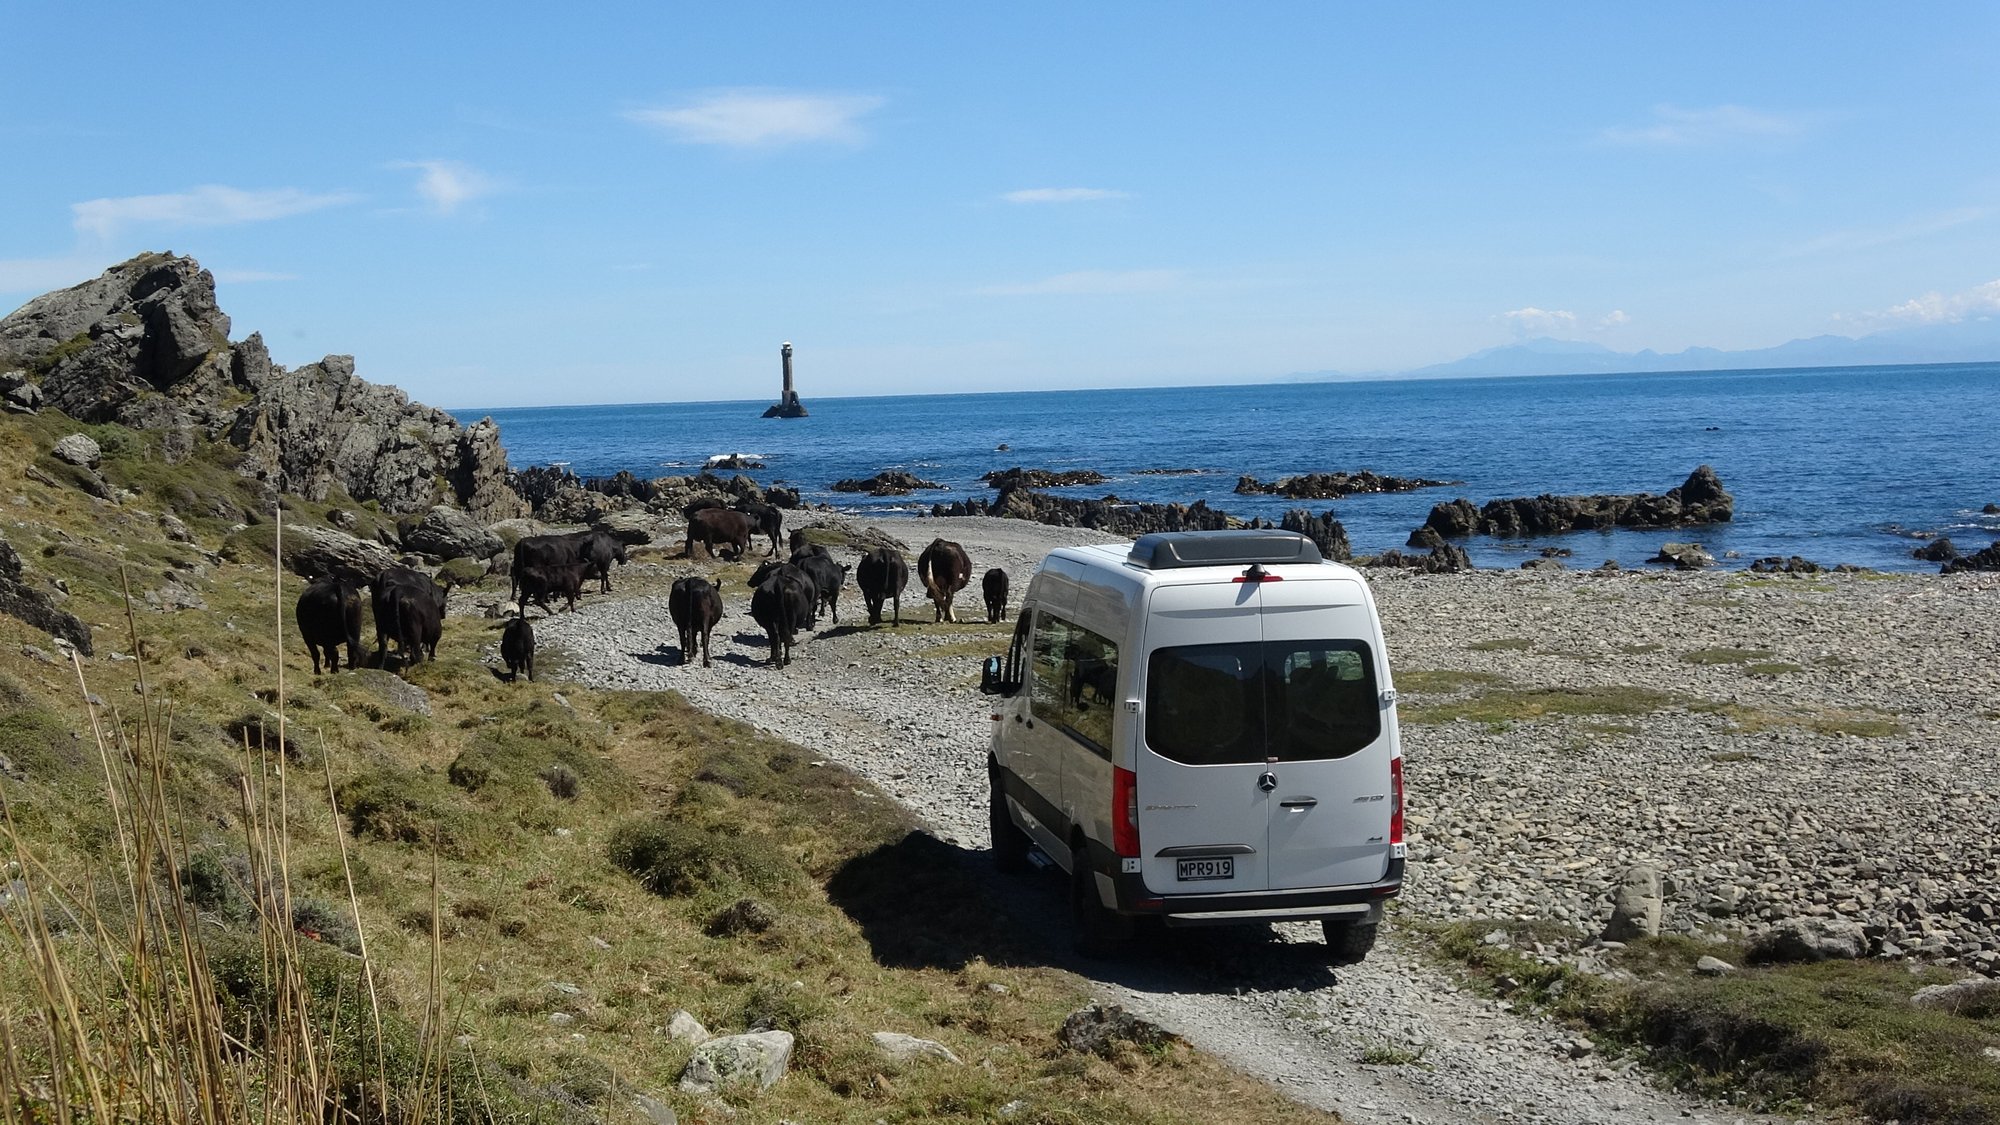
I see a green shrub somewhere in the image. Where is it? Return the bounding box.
[334,767,488,857]
[606,815,800,898]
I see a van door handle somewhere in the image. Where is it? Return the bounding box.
[1279,798,1318,809]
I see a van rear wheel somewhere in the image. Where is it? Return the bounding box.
[989,767,1030,874]
[1070,847,1132,958]
[1321,918,1378,964]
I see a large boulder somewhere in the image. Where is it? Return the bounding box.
[1649,542,1715,570]
[224,522,399,585]
[399,505,503,561]
[677,1030,793,1095]
[1912,537,1958,563]
[0,535,93,655]
[1603,864,1663,941]
[1280,509,1352,562]
[871,1031,962,1065]
[1746,917,1869,964]
[51,434,101,468]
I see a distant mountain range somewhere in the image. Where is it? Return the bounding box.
[1295,317,2000,381]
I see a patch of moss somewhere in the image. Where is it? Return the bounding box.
[1403,684,1683,725]
[1395,669,1510,694]
[1681,647,1778,665]
[1469,637,1534,652]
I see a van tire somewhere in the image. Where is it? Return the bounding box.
[1069,847,1132,958]
[1322,918,1378,963]
[989,767,1031,874]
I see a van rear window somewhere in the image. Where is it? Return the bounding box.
[1145,641,1379,765]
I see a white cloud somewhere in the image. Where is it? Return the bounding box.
[1597,309,1631,329]
[1501,307,1577,335]
[1001,187,1130,204]
[1882,279,2000,324]
[626,90,884,148]
[393,159,497,215]
[1600,104,1803,147]
[70,185,356,239]
[978,269,1184,296]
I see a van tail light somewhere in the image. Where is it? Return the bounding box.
[1388,756,1405,846]
[1112,766,1140,857]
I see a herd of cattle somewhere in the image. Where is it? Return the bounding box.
[292,504,1014,681]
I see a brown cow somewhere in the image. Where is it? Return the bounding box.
[916,538,972,623]
[685,507,755,560]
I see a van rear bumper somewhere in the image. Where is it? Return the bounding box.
[1101,846,1404,926]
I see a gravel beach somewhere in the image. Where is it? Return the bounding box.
[524,513,2000,1125]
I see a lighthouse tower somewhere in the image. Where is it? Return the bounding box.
[761,341,809,418]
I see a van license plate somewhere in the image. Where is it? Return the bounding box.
[1176,857,1233,881]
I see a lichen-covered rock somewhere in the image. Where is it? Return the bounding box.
[51,434,101,467]
[666,1009,710,1045]
[399,505,503,561]
[871,1031,962,1065]
[1746,917,1869,963]
[1057,1003,1172,1058]
[677,1030,793,1094]
[1603,864,1662,941]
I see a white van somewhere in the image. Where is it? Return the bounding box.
[980,530,1405,959]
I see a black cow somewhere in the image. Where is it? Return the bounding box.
[749,562,816,668]
[501,616,535,682]
[579,530,628,594]
[295,577,363,674]
[668,576,725,667]
[512,529,626,600]
[791,552,848,625]
[982,567,1009,624]
[372,566,448,670]
[788,527,813,556]
[518,562,588,616]
[916,538,973,623]
[683,497,729,521]
[856,547,908,626]
[686,508,755,560]
[734,499,783,557]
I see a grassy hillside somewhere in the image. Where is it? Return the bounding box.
[0,409,1332,1124]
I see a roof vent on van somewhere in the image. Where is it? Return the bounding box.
[1126,531,1324,570]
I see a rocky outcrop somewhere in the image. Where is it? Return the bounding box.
[0,254,526,522]
[1419,467,1733,540]
[980,467,1108,490]
[934,488,1239,537]
[1236,469,1450,499]
[1913,538,1958,562]
[0,535,93,655]
[1943,542,2000,574]
[1279,509,1352,562]
[1648,542,1715,570]
[1748,555,1824,574]
[1361,544,1474,574]
[399,505,503,561]
[831,470,944,495]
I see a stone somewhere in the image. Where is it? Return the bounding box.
[1522,557,1564,570]
[1648,542,1715,570]
[1693,955,1737,976]
[592,509,660,546]
[871,1031,963,1065]
[51,434,101,468]
[1747,917,1870,963]
[399,505,503,561]
[0,535,93,655]
[1604,865,1663,941]
[1942,542,2000,574]
[158,513,192,542]
[832,470,946,495]
[1912,537,1958,562]
[1235,470,1450,500]
[677,1030,793,1095]
[351,669,431,716]
[980,467,1107,490]
[1910,977,2000,1015]
[667,1009,710,1045]
[3,372,42,414]
[631,1093,678,1125]
[1418,467,1733,541]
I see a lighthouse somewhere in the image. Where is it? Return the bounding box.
[761,341,809,418]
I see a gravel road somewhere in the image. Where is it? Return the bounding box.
[522,514,2000,1124]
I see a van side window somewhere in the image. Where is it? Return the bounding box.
[1027,611,1120,757]
[1146,640,1378,764]
[1001,613,1031,693]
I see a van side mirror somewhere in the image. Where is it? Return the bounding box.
[980,655,1016,696]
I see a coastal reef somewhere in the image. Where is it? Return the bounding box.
[1235,469,1451,499]
[1415,465,1734,541]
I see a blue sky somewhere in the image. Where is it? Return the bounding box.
[3,3,1997,407]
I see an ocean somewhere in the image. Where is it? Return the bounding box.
[460,362,2000,574]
